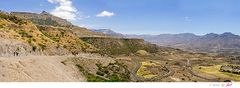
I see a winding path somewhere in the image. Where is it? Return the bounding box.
[131,58,219,82]
[176,59,219,82]
[130,60,175,82]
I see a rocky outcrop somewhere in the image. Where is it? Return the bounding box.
[220,65,240,74]
[0,38,33,57]
[0,38,70,57]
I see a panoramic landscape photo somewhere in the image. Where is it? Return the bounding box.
[0,0,240,82]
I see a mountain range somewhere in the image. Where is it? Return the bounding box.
[94,29,240,56]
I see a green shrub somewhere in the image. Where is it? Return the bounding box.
[96,71,104,76]
[8,15,27,25]
[39,30,60,42]
[76,62,130,82]
[27,39,32,43]
[31,18,60,26]
[18,30,32,38]
[61,61,66,65]
[32,46,37,52]
[108,74,121,82]
[76,64,107,82]
[60,31,65,37]
[0,13,8,19]
[38,43,47,50]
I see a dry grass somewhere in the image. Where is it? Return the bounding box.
[194,65,240,81]
[137,61,162,79]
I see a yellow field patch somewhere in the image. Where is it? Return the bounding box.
[141,61,160,66]
[137,61,161,79]
[194,65,240,81]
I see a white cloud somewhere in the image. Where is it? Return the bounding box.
[96,11,115,17]
[47,0,78,20]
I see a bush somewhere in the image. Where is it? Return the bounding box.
[18,30,32,38]
[31,18,60,26]
[0,13,8,19]
[76,64,107,82]
[8,15,27,25]
[27,38,32,43]
[32,46,37,52]
[61,61,66,65]
[108,74,120,82]
[38,43,47,50]
[96,62,130,82]
[96,71,105,76]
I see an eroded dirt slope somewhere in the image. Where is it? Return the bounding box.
[0,56,86,82]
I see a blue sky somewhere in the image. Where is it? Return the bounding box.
[1,0,240,35]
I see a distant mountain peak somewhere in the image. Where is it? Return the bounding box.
[221,32,236,36]
[40,11,50,15]
[204,33,219,37]
[219,32,239,38]
[92,29,123,37]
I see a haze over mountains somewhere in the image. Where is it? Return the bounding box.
[94,29,240,55]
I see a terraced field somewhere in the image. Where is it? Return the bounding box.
[193,65,240,81]
[137,61,165,79]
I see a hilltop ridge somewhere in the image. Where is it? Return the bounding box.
[94,28,240,56]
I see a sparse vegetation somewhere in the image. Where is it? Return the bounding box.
[0,12,27,25]
[30,18,60,26]
[76,64,107,82]
[38,43,47,50]
[75,61,130,82]
[18,30,32,38]
[0,24,3,28]
[81,37,158,55]
[96,62,130,82]
[38,25,97,54]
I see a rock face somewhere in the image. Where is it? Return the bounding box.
[0,38,70,57]
[0,56,86,82]
[220,65,240,74]
[0,38,33,57]
[11,11,73,27]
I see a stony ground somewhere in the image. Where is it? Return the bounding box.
[0,56,86,82]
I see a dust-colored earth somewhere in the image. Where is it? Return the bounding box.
[0,56,86,82]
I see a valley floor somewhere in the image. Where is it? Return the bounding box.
[0,53,239,82]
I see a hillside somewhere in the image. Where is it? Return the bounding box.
[11,11,72,27]
[81,37,159,56]
[11,11,107,37]
[0,11,99,56]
